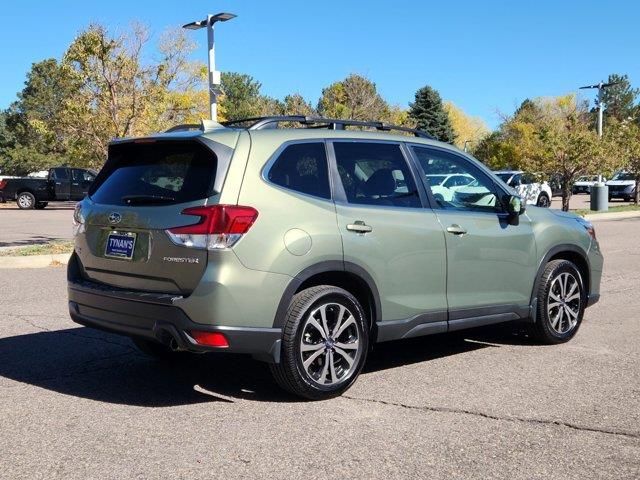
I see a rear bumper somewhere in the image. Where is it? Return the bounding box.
[68,280,282,363]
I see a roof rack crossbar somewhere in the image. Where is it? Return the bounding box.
[221,116,434,139]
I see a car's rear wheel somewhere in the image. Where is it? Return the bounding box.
[17,192,36,210]
[270,285,369,400]
[530,260,585,344]
[536,193,550,207]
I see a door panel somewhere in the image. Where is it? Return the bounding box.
[435,210,536,310]
[336,203,447,320]
[71,169,95,200]
[52,168,71,200]
[409,145,537,315]
[330,141,447,322]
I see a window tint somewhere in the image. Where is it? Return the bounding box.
[412,146,501,212]
[72,169,95,183]
[333,142,420,208]
[521,173,536,185]
[53,168,69,180]
[267,143,330,199]
[90,141,217,206]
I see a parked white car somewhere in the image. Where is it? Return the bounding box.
[425,173,475,202]
[606,171,636,202]
[494,170,552,207]
[573,175,606,194]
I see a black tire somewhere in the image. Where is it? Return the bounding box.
[270,285,369,400]
[16,191,36,210]
[536,193,550,207]
[530,260,585,344]
[131,337,183,361]
[34,202,48,210]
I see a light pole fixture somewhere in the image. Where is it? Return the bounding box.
[579,81,621,138]
[183,12,237,122]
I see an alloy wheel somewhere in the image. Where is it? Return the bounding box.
[547,272,581,334]
[18,194,33,208]
[299,302,362,387]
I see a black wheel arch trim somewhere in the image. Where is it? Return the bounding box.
[530,243,591,308]
[272,260,382,329]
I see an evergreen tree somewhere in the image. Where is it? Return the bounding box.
[409,85,456,143]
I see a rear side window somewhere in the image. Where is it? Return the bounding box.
[53,168,69,180]
[90,141,217,206]
[267,142,330,199]
[333,142,421,208]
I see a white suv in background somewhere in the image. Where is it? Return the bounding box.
[494,170,552,207]
[573,175,606,194]
[425,173,475,202]
[606,171,636,202]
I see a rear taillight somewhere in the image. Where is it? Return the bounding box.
[72,204,85,237]
[166,205,258,250]
[0,180,7,190]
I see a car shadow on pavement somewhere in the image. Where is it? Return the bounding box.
[0,235,67,248]
[0,323,531,405]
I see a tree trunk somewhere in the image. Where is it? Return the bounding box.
[561,182,571,212]
[635,177,640,206]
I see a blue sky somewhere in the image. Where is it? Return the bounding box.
[1,0,638,129]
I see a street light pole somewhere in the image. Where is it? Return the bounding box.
[183,12,237,122]
[579,80,620,138]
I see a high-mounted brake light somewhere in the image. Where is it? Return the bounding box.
[166,205,258,250]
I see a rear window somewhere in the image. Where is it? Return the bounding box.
[90,141,217,206]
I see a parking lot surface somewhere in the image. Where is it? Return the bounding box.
[0,217,639,479]
[0,203,75,248]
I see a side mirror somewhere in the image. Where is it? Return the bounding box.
[505,195,524,217]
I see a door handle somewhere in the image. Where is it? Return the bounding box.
[72,183,79,186]
[446,224,467,235]
[346,221,373,234]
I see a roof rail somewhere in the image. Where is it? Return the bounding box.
[222,116,434,139]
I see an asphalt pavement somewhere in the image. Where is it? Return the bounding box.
[0,203,75,248]
[0,217,638,479]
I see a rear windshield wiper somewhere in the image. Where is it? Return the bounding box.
[121,194,176,205]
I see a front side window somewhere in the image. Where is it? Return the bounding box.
[412,146,502,212]
[333,142,420,208]
[267,142,330,199]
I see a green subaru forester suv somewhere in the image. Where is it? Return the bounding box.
[68,116,603,400]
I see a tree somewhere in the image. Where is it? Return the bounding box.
[62,23,207,166]
[443,101,489,150]
[527,96,611,211]
[281,93,317,116]
[598,73,639,123]
[317,74,389,121]
[219,72,265,120]
[408,85,456,143]
[0,59,80,174]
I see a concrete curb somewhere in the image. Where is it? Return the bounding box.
[0,252,71,269]
[583,211,640,221]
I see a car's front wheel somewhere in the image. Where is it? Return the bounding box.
[530,260,585,344]
[270,285,369,400]
[536,193,550,207]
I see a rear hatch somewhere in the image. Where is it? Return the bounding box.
[75,137,231,295]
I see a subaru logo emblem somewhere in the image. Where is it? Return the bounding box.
[108,212,122,224]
